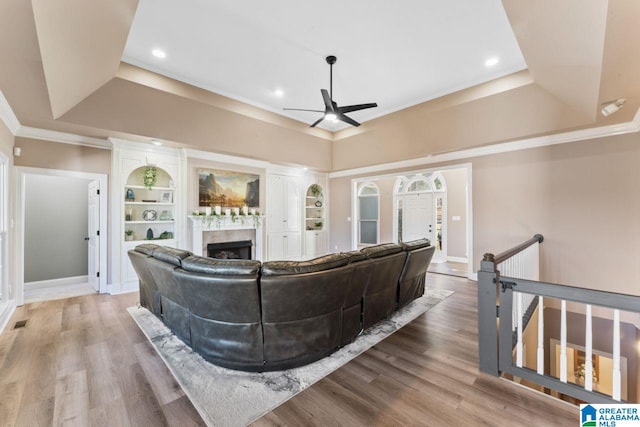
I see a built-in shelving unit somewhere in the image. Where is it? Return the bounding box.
[304,183,328,257]
[305,185,325,231]
[124,167,176,243]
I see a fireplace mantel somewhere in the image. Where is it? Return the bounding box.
[188,216,265,260]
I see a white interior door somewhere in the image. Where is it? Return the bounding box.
[402,193,434,243]
[88,180,100,292]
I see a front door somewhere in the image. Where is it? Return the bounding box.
[402,193,434,243]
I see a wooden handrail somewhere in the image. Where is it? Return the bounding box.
[481,234,543,270]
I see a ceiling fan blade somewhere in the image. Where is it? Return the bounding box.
[283,108,325,113]
[321,89,335,112]
[338,102,378,114]
[309,116,325,128]
[338,113,361,127]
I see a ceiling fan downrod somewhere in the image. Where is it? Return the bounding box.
[326,55,336,101]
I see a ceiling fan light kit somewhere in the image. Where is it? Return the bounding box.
[284,55,378,127]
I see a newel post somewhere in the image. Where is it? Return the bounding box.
[478,252,499,376]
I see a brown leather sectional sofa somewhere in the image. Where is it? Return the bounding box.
[128,239,435,372]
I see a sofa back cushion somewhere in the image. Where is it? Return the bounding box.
[342,250,367,263]
[361,243,402,259]
[134,243,159,256]
[400,238,431,251]
[152,246,192,266]
[260,263,352,364]
[261,253,350,276]
[181,255,261,276]
[174,267,261,323]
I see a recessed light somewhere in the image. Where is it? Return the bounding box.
[151,139,163,146]
[152,48,167,59]
[273,88,284,98]
[484,57,499,67]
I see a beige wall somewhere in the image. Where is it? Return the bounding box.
[441,168,467,259]
[62,78,333,171]
[330,132,640,296]
[472,132,640,295]
[14,137,111,174]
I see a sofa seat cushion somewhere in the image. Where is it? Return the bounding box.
[361,243,402,259]
[181,255,261,275]
[134,243,159,256]
[400,238,431,251]
[262,253,350,276]
[152,246,193,266]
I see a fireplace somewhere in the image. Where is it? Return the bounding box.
[207,240,253,260]
[190,216,263,260]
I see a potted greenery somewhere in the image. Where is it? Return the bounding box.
[125,229,134,241]
[143,166,157,190]
[310,184,322,198]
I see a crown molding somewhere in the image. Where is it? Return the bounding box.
[0,90,20,135]
[16,126,111,149]
[329,109,640,179]
[184,148,272,170]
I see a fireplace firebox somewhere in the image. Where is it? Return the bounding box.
[207,240,252,260]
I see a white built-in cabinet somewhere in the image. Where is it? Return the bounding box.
[266,173,302,260]
[111,139,186,294]
[265,172,329,261]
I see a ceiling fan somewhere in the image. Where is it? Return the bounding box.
[284,55,378,127]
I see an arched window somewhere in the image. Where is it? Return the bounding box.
[358,183,379,245]
[403,175,432,194]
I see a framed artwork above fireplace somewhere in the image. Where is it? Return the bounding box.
[198,168,260,208]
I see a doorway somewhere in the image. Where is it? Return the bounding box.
[351,164,472,279]
[15,167,108,305]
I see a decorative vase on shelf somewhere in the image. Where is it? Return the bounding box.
[147,228,154,240]
[159,210,171,221]
[125,188,135,201]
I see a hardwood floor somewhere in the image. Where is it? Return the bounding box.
[427,260,468,278]
[0,292,205,426]
[0,275,579,426]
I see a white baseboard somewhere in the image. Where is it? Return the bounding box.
[0,299,17,334]
[469,272,478,281]
[25,275,88,290]
[109,281,139,295]
[447,256,468,263]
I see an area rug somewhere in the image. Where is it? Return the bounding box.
[128,288,454,426]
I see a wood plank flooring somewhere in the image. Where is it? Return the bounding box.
[0,274,579,426]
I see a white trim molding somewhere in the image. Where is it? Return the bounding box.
[0,90,20,135]
[185,147,272,170]
[329,108,640,179]
[24,275,89,290]
[0,299,16,334]
[17,126,111,149]
[447,256,468,263]
[14,167,109,305]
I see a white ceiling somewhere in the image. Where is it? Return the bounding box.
[122,0,527,131]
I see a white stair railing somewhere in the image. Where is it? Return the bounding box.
[478,234,638,404]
